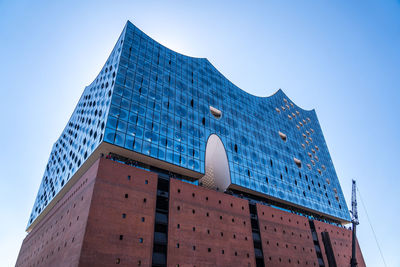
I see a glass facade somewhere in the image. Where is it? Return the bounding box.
[28,21,350,228]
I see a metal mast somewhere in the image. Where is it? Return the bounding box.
[350,179,359,267]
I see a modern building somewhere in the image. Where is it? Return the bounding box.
[16,21,365,267]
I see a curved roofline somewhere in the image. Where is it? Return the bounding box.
[127,20,207,60]
[126,20,315,113]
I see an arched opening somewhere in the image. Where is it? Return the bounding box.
[199,134,231,191]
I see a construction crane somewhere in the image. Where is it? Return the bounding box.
[350,179,359,267]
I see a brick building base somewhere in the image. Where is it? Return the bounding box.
[16,158,365,267]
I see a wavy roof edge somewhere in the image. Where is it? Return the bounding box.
[126,20,315,113]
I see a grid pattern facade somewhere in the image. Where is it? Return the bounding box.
[28,21,350,228]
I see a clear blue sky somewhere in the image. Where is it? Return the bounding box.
[1,0,399,266]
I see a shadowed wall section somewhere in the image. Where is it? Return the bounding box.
[16,160,99,267]
[16,158,159,267]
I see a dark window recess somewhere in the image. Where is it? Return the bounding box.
[309,220,326,267]
[152,251,166,266]
[252,232,261,242]
[152,176,170,267]
[154,231,167,244]
[156,197,168,212]
[249,202,265,267]
[155,212,168,225]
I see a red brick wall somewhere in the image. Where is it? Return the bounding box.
[168,179,255,267]
[16,159,100,267]
[314,220,366,267]
[78,158,158,267]
[256,204,318,267]
[16,158,366,267]
[16,158,158,267]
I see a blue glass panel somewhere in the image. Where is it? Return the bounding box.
[28,21,351,228]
